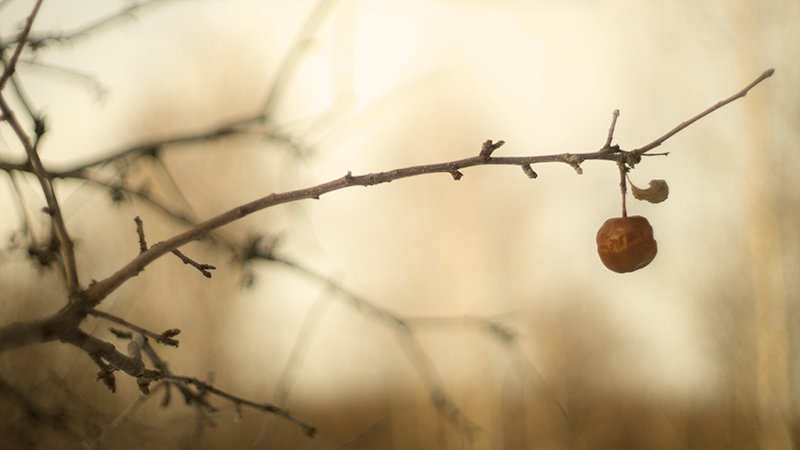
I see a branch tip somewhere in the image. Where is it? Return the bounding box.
[450,169,463,180]
[604,109,620,148]
[171,249,216,278]
[134,216,147,253]
[564,154,583,174]
[521,164,538,179]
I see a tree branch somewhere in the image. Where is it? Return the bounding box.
[0,0,43,89]
[91,309,181,347]
[0,0,81,297]
[81,67,775,307]
[633,68,774,155]
[6,0,162,51]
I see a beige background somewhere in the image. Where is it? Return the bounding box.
[0,1,798,449]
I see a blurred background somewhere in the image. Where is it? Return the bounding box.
[0,0,797,449]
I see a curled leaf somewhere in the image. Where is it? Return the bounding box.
[630,179,669,203]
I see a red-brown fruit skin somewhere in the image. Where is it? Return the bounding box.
[596,216,658,273]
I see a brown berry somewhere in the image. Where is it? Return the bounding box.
[596,215,657,273]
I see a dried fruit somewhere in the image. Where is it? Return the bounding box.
[596,215,657,273]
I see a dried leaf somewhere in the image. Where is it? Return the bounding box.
[630,179,669,203]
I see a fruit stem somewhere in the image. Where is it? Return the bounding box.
[618,162,628,217]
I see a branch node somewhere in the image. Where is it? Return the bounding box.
[343,171,353,184]
[479,139,505,160]
[564,154,583,174]
[91,354,117,393]
[521,164,538,179]
[34,116,47,138]
[623,151,642,167]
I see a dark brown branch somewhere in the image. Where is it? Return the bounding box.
[0,0,43,89]
[59,328,161,393]
[170,248,216,278]
[0,94,80,296]
[134,216,148,253]
[0,1,81,297]
[90,309,181,347]
[0,314,65,352]
[163,372,318,437]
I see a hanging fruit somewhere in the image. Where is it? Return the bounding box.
[596,215,657,273]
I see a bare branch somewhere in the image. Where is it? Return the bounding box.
[163,374,318,437]
[90,309,181,347]
[83,67,776,306]
[604,109,620,148]
[0,0,43,90]
[634,68,774,155]
[0,314,64,352]
[262,0,338,116]
[59,328,161,393]
[0,94,80,295]
[59,113,265,174]
[249,250,479,437]
[133,216,148,253]
[170,248,216,278]
[12,0,162,51]
[0,0,81,295]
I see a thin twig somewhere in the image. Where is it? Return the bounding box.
[170,248,216,278]
[90,309,181,347]
[15,58,109,98]
[0,0,80,297]
[253,295,331,447]
[634,68,774,155]
[604,109,620,148]
[82,145,607,304]
[59,113,265,174]
[10,0,162,51]
[77,68,775,305]
[253,251,479,437]
[163,374,317,437]
[618,162,628,217]
[0,0,43,89]
[262,0,338,116]
[59,328,162,393]
[134,216,148,253]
